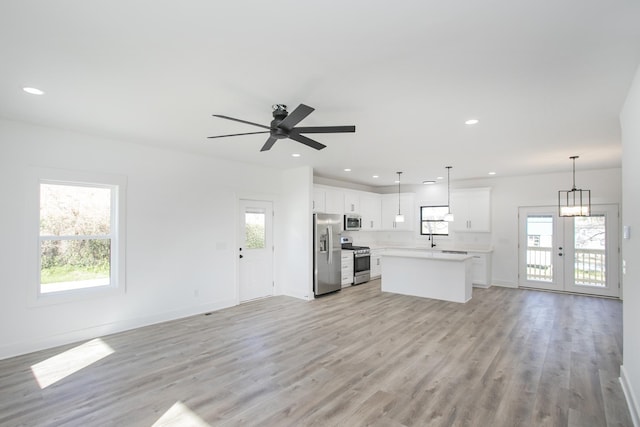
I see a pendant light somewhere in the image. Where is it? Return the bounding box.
[558,156,591,217]
[443,166,454,222]
[395,171,405,223]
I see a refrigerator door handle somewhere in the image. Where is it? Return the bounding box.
[327,226,333,264]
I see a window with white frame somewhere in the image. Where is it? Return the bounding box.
[35,171,126,298]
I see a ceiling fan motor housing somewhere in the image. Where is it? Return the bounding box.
[271,105,289,138]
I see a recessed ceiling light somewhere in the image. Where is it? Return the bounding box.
[488,171,496,175]
[372,175,379,179]
[423,180,436,185]
[23,87,45,95]
[344,168,351,172]
[291,153,301,158]
[436,176,444,180]
[465,119,479,125]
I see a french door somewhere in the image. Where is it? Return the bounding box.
[238,200,273,302]
[518,205,619,298]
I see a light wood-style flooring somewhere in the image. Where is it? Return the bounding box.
[0,280,632,426]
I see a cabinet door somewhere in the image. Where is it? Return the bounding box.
[381,193,414,230]
[370,251,382,278]
[469,252,491,286]
[466,189,491,231]
[324,188,345,215]
[313,188,325,213]
[344,191,360,214]
[360,194,382,230]
[341,252,353,286]
[450,188,491,232]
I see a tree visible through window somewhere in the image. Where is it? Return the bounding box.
[245,211,266,249]
[39,182,115,293]
[420,205,449,236]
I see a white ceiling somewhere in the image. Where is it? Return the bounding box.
[2,1,640,187]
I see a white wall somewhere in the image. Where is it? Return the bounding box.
[620,64,640,425]
[0,118,298,359]
[278,166,314,300]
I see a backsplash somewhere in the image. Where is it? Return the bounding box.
[343,230,492,250]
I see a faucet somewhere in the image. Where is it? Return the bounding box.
[430,232,436,248]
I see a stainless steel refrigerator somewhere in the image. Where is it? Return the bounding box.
[313,213,342,296]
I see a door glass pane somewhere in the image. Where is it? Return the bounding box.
[245,210,266,249]
[574,215,606,287]
[526,215,553,282]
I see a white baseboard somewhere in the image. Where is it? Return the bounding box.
[621,365,640,427]
[0,298,237,361]
[491,280,518,288]
[282,288,312,301]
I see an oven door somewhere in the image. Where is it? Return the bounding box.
[353,253,370,284]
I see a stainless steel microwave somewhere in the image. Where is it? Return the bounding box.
[344,214,362,231]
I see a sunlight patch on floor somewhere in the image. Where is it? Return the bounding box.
[152,401,211,427]
[30,338,114,389]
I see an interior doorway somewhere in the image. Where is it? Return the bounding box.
[238,200,274,302]
[518,204,619,298]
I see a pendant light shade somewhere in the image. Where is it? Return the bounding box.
[558,156,591,217]
[444,166,454,222]
[395,172,405,223]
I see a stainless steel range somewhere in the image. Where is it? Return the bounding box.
[340,236,370,285]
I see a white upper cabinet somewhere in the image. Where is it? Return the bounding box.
[449,188,491,232]
[344,191,361,214]
[313,184,414,232]
[360,193,382,230]
[381,193,414,231]
[312,188,325,213]
[324,187,345,215]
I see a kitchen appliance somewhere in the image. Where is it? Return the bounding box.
[313,213,342,296]
[340,236,371,285]
[344,213,362,231]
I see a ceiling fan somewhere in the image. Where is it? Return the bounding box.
[208,104,356,151]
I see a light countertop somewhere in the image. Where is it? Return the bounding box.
[368,245,493,254]
[382,249,473,262]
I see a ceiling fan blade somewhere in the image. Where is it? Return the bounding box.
[277,104,315,132]
[260,136,278,152]
[291,125,356,134]
[207,131,270,139]
[288,132,326,150]
[212,114,270,130]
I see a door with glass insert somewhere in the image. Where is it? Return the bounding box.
[518,205,619,297]
[238,200,273,302]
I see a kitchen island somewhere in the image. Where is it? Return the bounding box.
[381,250,473,303]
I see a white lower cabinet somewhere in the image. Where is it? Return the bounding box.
[469,252,492,287]
[341,251,353,287]
[370,249,382,278]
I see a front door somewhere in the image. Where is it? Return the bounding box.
[518,205,619,297]
[238,200,273,302]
